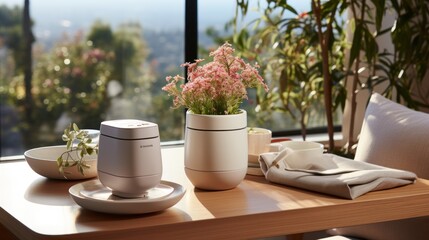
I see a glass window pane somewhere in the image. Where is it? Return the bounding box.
[0,0,185,156]
[1,0,341,157]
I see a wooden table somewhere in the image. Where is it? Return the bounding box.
[1,146,429,240]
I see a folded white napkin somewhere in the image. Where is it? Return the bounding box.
[259,150,417,199]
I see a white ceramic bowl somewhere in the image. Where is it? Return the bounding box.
[24,145,97,180]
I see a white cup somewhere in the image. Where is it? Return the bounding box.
[276,141,324,169]
[247,127,272,155]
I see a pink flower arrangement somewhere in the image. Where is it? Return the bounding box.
[162,42,268,115]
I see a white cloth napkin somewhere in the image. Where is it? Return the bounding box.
[259,150,417,199]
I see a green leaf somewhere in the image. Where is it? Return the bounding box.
[77,131,85,139]
[371,0,385,31]
[78,165,84,176]
[62,134,69,142]
[72,123,79,132]
[348,22,363,68]
[58,166,64,175]
[282,3,298,16]
[57,156,63,167]
[64,125,70,135]
[87,147,94,155]
[69,132,75,141]
[66,140,72,150]
[363,27,378,64]
[391,0,400,10]
[377,27,391,36]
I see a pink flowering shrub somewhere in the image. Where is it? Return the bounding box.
[162,43,268,115]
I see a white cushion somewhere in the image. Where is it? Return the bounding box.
[331,93,429,240]
[355,93,429,178]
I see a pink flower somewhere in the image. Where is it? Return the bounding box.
[163,42,268,115]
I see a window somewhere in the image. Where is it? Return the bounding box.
[0,0,339,157]
[1,0,187,156]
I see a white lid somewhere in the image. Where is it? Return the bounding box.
[100,119,159,139]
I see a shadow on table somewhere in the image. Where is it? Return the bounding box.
[24,178,79,206]
[192,175,288,218]
[194,174,342,218]
[73,207,192,233]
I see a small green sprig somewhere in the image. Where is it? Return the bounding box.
[56,123,98,177]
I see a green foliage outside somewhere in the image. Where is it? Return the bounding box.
[211,0,429,148]
[0,4,183,153]
[208,1,347,139]
[0,4,24,72]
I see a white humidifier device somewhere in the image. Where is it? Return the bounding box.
[97,119,162,198]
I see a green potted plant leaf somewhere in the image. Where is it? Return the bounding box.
[57,123,99,176]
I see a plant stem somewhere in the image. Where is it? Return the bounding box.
[348,0,366,154]
[313,0,334,151]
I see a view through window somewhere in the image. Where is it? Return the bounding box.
[0,0,339,157]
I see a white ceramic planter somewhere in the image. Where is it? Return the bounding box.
[184,110,248,190]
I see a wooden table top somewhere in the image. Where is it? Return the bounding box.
[1,146,429,240]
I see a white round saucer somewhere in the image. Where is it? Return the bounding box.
[69,179,185,214]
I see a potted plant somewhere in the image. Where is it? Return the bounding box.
[228,0,429,155]
[163,42,268,190]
